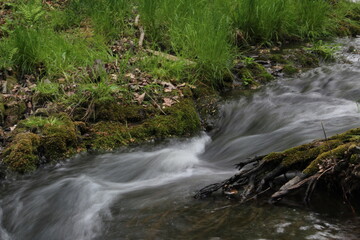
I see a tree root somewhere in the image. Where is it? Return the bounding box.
[194,128,360,207]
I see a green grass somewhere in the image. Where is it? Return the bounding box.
[8,26,110,76]
[21,116,64,129]
[305,40,340,61]
[0,0,359,87]
[137,0,359,85]
[138,0,234,85]
[54,0,132,41]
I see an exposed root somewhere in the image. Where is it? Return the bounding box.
[194,128,360,207]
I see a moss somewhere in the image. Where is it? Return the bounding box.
[294,51,320,68]
[88,122,129,150]
[41,114,78,160]
[2,132,40,173]
[5,75,17,93]
[0,95,5,125]
[349,153,360,164]
[145,99,201,137]
[240,63,274,84]
[192,83,217,99]
[269,54,289,64]
[303,143,352,175]
[181,86,194,98]
[95,102,150,123]
[329,127,360,142]
[4,98,27,127]
[264,140,343,171]
[88,99,201,150]
[283,64,298,75]
[263,127,360,177]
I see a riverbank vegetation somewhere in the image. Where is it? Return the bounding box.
[0,0,360,174]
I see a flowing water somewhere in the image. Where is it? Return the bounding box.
[1,38,360,240]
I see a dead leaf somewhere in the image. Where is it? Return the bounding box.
[163,97,175,107]
[136,92,145,104]
[161,81,176,92]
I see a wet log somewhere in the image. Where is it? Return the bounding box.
[195,128,360,209]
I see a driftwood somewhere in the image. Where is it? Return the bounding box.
[195,128,360,210]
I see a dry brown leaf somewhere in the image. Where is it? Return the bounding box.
[161,81,177,93]
[163,97,175,107]
[136,92,146,104]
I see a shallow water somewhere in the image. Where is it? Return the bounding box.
[1,38,360,240]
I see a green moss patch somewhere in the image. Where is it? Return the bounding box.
[4,97,27,127]
[263,127,360,177]
[41,117,78,160]
[17,114,80,160]
[94,103,152,123]
[0,95,5,125]
[89,99,201,151]
[2,132,40,173]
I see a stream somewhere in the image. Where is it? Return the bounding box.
[1,38,360,240]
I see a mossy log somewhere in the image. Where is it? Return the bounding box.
[195,128,360,206]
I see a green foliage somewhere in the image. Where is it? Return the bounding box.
[1,26,110,75]
[57,0,132,40]
[17,1,45,27]
[231,0,332,43]
[62,80,127,118]
[0,39,18,69]
[80,81,121,104]
[232,0,288,42]
[34,81,60,95]
[138,55,190,82]
[0,0,359,86]
[305,40,340,61]
[242,57,256,66]
[21,116,63,129]
[139,0,234,86]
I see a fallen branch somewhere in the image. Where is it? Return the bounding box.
[194,128,360,209]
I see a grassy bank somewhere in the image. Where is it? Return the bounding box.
[0,0,359,174]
